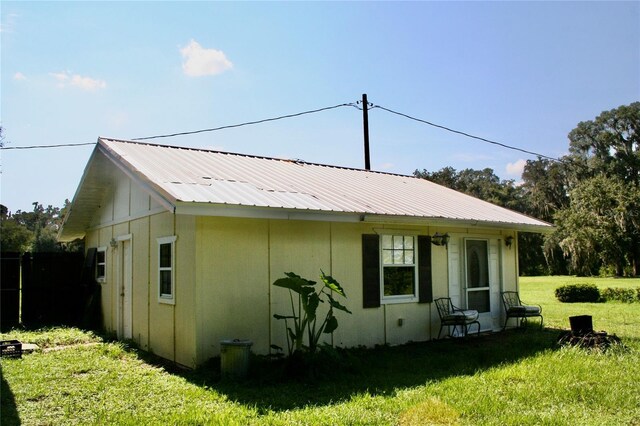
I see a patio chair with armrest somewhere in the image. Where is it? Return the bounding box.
[501,291,543,330]
[434,297,481,339]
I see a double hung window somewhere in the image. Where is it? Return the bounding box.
[381,235,417,299]
[157,236,176,303]
[362,233,432,308]
[96,247,107,282]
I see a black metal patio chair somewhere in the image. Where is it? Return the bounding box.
[434,297,481,339]
[501,291,543,330]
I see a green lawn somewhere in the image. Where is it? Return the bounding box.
[520,275,640,338]
[2,276,640,425]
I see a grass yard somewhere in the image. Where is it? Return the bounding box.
[520,275,640,338]
[2,276,640,425]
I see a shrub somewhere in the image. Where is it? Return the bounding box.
[601,287,639,303]
[598,264,617,278]
[555,283,601,303]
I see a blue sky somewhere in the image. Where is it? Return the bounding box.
[1,1,638,213]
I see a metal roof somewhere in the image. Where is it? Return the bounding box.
[59,137,552,240]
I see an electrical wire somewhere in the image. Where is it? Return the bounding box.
[371,103,563,163]
[131,102,357,141]
[1,142,95,150]
[1,99,565,166]
[0,102,357,149]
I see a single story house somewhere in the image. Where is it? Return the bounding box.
[59,137,551,367]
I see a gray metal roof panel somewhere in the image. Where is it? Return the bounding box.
[93,138,550,229]
[56,136,551,242]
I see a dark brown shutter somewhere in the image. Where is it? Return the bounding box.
[418,235,433,303]
[362,234,380,308]
[82,248,98,284]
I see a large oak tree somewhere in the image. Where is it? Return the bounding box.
[525,102,640,276]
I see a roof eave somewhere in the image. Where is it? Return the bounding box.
[174,201,363,223]
[361,214,553,233]
[58,138,178,242]
[174,201,553,233]
[58,141,102,242]
[97,139,177,213]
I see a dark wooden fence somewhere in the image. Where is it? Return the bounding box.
[1,252,98,331]
[1,253,21,330]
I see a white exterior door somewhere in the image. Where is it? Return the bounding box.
[462,238,502,331]
[117,237,133,340]
[447,235,504,334]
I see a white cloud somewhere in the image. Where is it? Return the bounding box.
[50,71,69,87]
[50,71,106,91]
[180,39,232,77]
[13,72,27,80]
[505,159,527,177]
[70,74,106,91]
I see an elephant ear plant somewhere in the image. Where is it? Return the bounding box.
[272,270,351,356]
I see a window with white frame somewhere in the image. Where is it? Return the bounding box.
[96,247,107,282]
[381,234,417,300]
[362,234,432,308]
[157,236,176,303]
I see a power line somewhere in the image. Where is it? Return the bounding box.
[1,142,95,150]
[0,102,357,149]
[132,102,358,141]
[371,103,563,163]
[1,100,564,165]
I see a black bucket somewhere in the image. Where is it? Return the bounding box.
[569,315,593,333]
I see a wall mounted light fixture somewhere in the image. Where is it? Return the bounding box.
[431,232,450,248]
[505,236,514,249]
[110,238,118,249]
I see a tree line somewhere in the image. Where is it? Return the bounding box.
[416,102,639,277]
[1,201,83,253]
[1,103,638,276]
[1,125,82,254]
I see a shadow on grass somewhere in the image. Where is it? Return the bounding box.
[139,327,563,413]
[0,363,21,425]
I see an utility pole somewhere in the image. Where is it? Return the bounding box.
[362,93,371,170]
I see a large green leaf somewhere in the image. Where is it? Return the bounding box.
[284,272,317,286]
[320,270,347,297]
[328,296,352,314]
[304,292,321,321]
[323,315,338,334]
[273,275,315,295]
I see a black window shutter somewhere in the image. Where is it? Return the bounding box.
[362,234,381,308]
[418,236,433,303]
[82,248,98,285]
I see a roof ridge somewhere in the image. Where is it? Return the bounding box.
[98,137,415,179]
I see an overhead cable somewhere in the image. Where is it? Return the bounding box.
[1,142,95,150]
[132,102,357,141]
[2,99,563,165]
[371,104,563,163]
